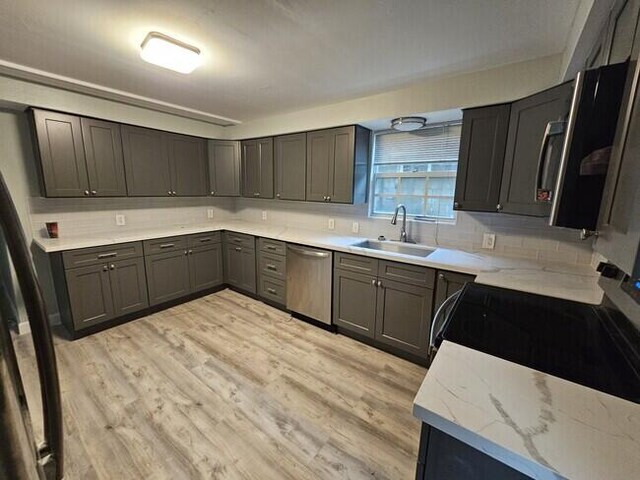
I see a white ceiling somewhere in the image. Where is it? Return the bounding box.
[0,0,581,124]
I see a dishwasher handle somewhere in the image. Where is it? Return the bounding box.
[287,245,330,258]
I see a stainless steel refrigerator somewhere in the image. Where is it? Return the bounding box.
[0,170,63,480]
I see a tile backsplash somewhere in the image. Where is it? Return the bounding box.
[28,196,595,266]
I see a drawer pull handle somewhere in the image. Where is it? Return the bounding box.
[235,247,242,252]
[199,238,212,243]
[97,252,117,259]
[159,243,175,249]
[267,288,277,295]
[266,245,277,250]
[266,264,277,271]
[110,264,115,270]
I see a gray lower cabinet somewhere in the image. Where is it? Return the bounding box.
[434,270,476,312]
[189,244,224,292]
[333,253,435,356]
[454,104,511,213]
[53,242,149,333]
[499,82,573,216]
[122,125,172,196]
[274,133,306,200]
[333,269,377,338]
[242,137,274,198]
[145,249,191,306]
[224,233,257,293]
[306,125,370,204]
[208,140,241,196]
[257,238,287,305]
[416,424,529,480]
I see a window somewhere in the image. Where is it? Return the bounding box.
[370,123,461,220]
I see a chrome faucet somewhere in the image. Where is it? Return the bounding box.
[391,204,408,242]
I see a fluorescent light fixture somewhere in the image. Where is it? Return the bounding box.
[140,31,201,74]
[390,116,427,131]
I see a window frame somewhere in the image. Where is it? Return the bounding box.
[368,123,461,223]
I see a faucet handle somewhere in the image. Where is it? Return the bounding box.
[377,235,386,241]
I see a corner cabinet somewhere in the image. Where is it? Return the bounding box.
[306,126,370,204]
[242,137,274,199]
[208,140,241,197]
[454,104,510,212]
[274,133,306,200]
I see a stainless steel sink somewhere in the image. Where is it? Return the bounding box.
[351,240,434,257]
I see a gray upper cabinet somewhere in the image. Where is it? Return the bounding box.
[608,0,640,64]
[454,104,510,212]
[166,133,208,196]
[80,118,127,197]
[306,125,369,204]
[242,137,274,198]
[499,82,573,216]
[31,109,90,197]
[274,133,306,200]
[208,140,241,197]
[122,125,172,196]
[65,264,115,329]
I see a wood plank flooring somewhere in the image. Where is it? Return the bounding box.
[14,289,427,479]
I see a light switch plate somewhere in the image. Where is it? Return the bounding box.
[352,222,359,233]
[262,210,268,221]
[207,208,214,219]
[482,233,496,249]
[115,214,126,226]
[328,218,335,230]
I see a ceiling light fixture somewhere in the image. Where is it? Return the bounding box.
[390,116,427,131]
[140,31,201,74]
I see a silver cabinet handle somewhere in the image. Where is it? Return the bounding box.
[102,265,108,271]
[254,192,260,197]
[167,190,172,195]
[97,252,117,259]
[371,279,377,286]
[110,264,115,270]
[199,238,212,243]
[188,249,193,255]
[210,191,215,196]
[377,280,382,288]
[535,120,566,202]
[184,250,188,255]
[453,201,460,209]
[267,287,277,295]
[266,264,277,271]
[234,247,242,252]
[266,245,277,251]
[91,190,97,195]
[159,243,175,249]
[276,193,281,198]
[287,245,330,258]
[83,190,90,196]
[496,203,503,211]
[438,272,446,280]
[327,196,331,201]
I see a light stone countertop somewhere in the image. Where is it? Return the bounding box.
[413,341,640,480]
[32,220,603,305]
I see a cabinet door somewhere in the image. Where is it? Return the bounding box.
[189,244,223,292]
[306,130,333,201]
[242,140,260,198]
[122,125,172,196]
[32,109,89,197]
[80,118,127,196]
[329,126,356,203]
[257,137,274,198]
[109,257,149,317]
[240,248,257,294]
[454,105,510,212]
[145,250,191,306]
[333,269,377,338]
[274,133,306,200]
[434,271,475,313]
[224,243,244,287]
[65,264,114,329]
[167,133,208,196]
[375,279,433,356]
[499,83,573,216]
[608,0,640,64]
[208,140,241,196]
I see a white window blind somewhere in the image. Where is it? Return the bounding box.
[370,123,461,219]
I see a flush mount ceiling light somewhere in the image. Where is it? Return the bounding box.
[390,116,427,131]
[140,31,201,74]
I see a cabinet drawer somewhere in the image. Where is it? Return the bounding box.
[334,252,378,274]
[258,237,286,256]
[143,236,187,255]
[258,252,287,280]
[378,260,435,288]
[188,231,221,248]
[62,242,143,269]
[258,276,286,305]
[224,231,255,250]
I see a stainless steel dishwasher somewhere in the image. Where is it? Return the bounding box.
[286,245,333,325]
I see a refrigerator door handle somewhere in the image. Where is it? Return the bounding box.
[535,120,566,202]
[0,172,63,480]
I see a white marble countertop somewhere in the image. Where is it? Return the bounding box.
[33,220,603,304]
[413,341,640,480]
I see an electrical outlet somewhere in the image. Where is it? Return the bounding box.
[262,210,267,221]
[207,208,214,219]
[328,218,335,230]
[115,214,126,226]
[352,221,359,233]
[482,233,496,249]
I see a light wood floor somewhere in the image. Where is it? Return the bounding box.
[14,289,427,479]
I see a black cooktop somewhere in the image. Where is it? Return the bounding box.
[437,283,640,403]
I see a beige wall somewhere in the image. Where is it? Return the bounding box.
[225,54,563,139]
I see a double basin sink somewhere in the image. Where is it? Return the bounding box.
[350,239,434,258]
